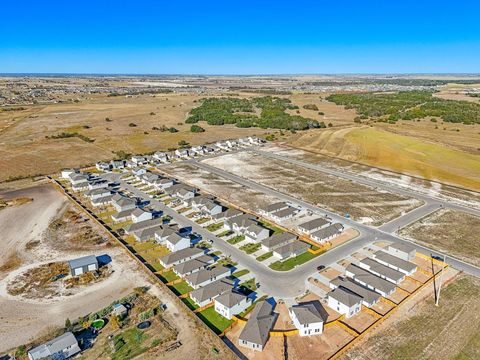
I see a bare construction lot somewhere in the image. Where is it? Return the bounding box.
[202,152,422,226]
[399,208,480,267]
[161,162,282,213]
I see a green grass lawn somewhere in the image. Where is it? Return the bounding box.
[239,243,261,254]
[197,307,234,335]
[169,281,193,296]
[217,230,234,237]
[159,270,179,283]
[196,217,210,224]
[182,296,199,310]
[269,250,318,271]
[206,222,224,232]
[216,257,237,267]
[111,327,150,360]
[231,269,250,278]
[227,235,245,245]
[256,251,273,262]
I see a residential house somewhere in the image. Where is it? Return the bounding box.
[190,278,234,308]
[238,301,276,352]
[359,258,405,284]
[132,168,147,177]
[226,139,238,148]
[259,202,290,217]
[88,179,108,190]
[153,151,169,163]
[185,265,231,289]
[327,287,362,318]
[172,254,215,277]
[297,217,331,235]
[345,264,396,297]
[387,242,416,261]
[133,225,161,242]
[111,208,135,223]
[216,141,230,150]
[28,332,80,360]
[90,193,113,207]
[68,255,98,276]
[86,188,111,201]
[191,145,206,156]
[131,155,147,165]
[111,194,136,212]
[239,137,252,146]
[159,247,204,268]
[272,241,309,260]
[69,173,89,191]
[165,184,196,201]
[329,277,381,308]
[289,301,327,336]
[96,161,110,171]
[155,225,179,244]
[190,196,223,217]
[164,233,191,252]
[310,223,344,244]
[61,169,76,179]
[124,218,163,235]
[261,232,297,252]
[270,207,297,222]
[372,251,417,276]
[110,160,125,170]
[212,208,242,222]
[131,208,153,223]
[214,290,252,320]
[224,214,257,234]
[154,177,174,189]
[175,148,190,158]
[244,224,270,243]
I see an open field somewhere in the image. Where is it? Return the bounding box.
[160,162,281,213]
[202,151,422,225]
[342,274,480,360]
[399,209,480,267]
[287,125,480,190]
[0,93,274,182]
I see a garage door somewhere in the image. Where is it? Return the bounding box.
[87,264,97,271]
[74,267,83,276]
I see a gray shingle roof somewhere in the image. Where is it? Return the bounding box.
[215,290,249,308]
[261,232,297,250]
[373,251,417,273]
[261,202,289,214]
[346,264,396,294]
[185,266,231,287]
[190,278,234,303]
[330,277,381,305]
[28,332,80,359]
[360,258,405,282]
[159,247,204,267]
[298,217,330,231]
[290,302,327,325]
[124,218,163,233]
[388,242,416,254]
[239,301,275,347]
[172,254,214,276]
[311,223,344,240]
[327,287,362,307]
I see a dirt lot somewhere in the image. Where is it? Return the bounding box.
[202,152,422,226]
[399,209,480,267]
[0,184,234,359]
[160,162,282,214]
[342,272,480,360]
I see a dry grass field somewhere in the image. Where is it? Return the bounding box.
[399,209,480,267]
[0,93,274,182]
[342,274,480,360]
[287,125,480,190]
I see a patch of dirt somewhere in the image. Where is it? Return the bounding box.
[399,209,480,267]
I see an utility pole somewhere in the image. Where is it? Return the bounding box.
[435,254,447,306]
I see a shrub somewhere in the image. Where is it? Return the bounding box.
[190,125,205,133]
[129,123,137,127]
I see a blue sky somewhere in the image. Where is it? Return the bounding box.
[1,0,479,74]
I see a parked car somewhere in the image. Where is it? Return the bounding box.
[316,265,325,271]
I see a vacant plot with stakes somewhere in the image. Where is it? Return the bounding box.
[203,152,422,225]
[399,209,480,267]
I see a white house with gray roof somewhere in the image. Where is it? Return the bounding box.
[28,332,80,360]
[224,214,257,233]
[190,278,234,307]
[185,265,231,289]
[359,257,405,284]
[68,255,98,276]
[244,224,270,243]
[111,194,136,212]
[214,290,252,319]
[164,233,190,252]
[289,301,327,336]
[124,218,163,235]
[327,287,362,318]
[111,208,135,223]
[272,241,309,260]
[310,223,344,244]
[172,254,215,277]
[345,264,396,297]
[330,277,381,308]
[261,232,297,252]
[238,301,276,351]
[159,247,204,268]
[270,207,297,222]
[297,217,331,235]
[131,208,153,223]
[259,202,290,217]
[372,250,417,276]
[387,242,416,261]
